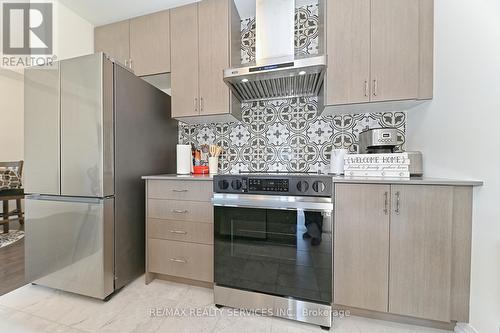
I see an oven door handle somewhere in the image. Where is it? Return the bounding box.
[212,194,333,212]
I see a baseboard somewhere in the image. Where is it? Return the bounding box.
[455,322,479,333]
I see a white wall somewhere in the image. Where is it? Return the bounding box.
[53,0,94,60]
[0,69,24,161]
[0,0,94,162]
[407,1,500,332]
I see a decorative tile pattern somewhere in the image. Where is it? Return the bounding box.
[241,4,319,64]
[177,2,407,174]
[179,98,406,174]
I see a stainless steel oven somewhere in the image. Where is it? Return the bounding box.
[212,174,333,329]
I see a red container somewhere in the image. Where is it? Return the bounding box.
[192,165,210,175]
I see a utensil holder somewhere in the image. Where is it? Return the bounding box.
[209,157,219,174]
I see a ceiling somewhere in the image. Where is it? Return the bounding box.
[59,0,255,26]
[59,0,317,26]
[58,0,201,26]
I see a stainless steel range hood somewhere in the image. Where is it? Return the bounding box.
[224,0,326,103]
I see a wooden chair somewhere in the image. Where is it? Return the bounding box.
[0,161,24,234]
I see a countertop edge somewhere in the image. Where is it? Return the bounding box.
[141,174,483,186]
[332,177,484,187]
[142,174,213,181]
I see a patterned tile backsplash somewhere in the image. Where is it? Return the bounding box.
[178,2,406,174]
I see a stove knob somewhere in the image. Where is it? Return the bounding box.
[231,179,243,190]
[297,180,309,193]
[312,180,326,193]
[218,179,229,190]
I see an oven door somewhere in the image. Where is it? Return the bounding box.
[213,194,333,304]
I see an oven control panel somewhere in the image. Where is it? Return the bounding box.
[248,178,289,192]
[213,175,332,197]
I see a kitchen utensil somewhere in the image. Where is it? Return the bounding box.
[209,157,219,174]
[216,146,223,157]
[210,145,217,157]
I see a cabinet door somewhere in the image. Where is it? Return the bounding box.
[170,3,200,118]
[370,0,419,101]
[130,10,171,76]
[389,185,453,322]
[334,184,390,312]
[198,0,230,115]
[326,0,371,105]
[95,20,130,67]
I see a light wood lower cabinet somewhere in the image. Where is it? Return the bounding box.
[148,199,213,223]
[148,218,213,245]
[389,185,453,322]
[334,184,390,312]
[334,183,473,324]
[149,239,213,283]
[147,179,213,202]
[145,179,214,285]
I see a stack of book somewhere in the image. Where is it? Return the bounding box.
[344,153,410,178]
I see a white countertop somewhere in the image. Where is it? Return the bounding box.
[142,174,483,186]
[332,176,483,186]
[142,174,214,181]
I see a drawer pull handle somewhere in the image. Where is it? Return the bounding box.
[172,189,188,193]
[171,209,188,214]
[170,258,187,264]
[169,230,187,235]
[383,191,389,215]
[395,191,401,215]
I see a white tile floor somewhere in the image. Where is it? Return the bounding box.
[0,276,453,333]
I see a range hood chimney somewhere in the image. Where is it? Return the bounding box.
[224,0,326,103]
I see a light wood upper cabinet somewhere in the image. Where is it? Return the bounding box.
[130,10,171,76]
[170,0,240,120]
[170,3,200,118]
[198,0,230,116]
[371,0,420,101]
[95,20,130,67]
[389,185,453,322]
[325,0,433,108]
[334,184,390,312]
[326,0,371,105]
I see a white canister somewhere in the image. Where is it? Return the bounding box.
[330,148,348,175]
[209,157,219,174]
[176,144,192,175]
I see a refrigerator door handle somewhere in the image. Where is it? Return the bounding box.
[26,194,104,204]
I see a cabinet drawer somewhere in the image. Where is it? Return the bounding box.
[148,239,213,282]
[148,218,213,245]
[148,199,213,223]
[147,180,213,202]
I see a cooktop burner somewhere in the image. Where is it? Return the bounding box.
[213,173,332,197]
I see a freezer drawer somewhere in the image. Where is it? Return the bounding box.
[25,195,115,299]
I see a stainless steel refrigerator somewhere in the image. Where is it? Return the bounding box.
[23,53,177,300]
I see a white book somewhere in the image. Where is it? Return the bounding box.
[345,153,410,165]
[345,164,409,172]
[345,170,410,178]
